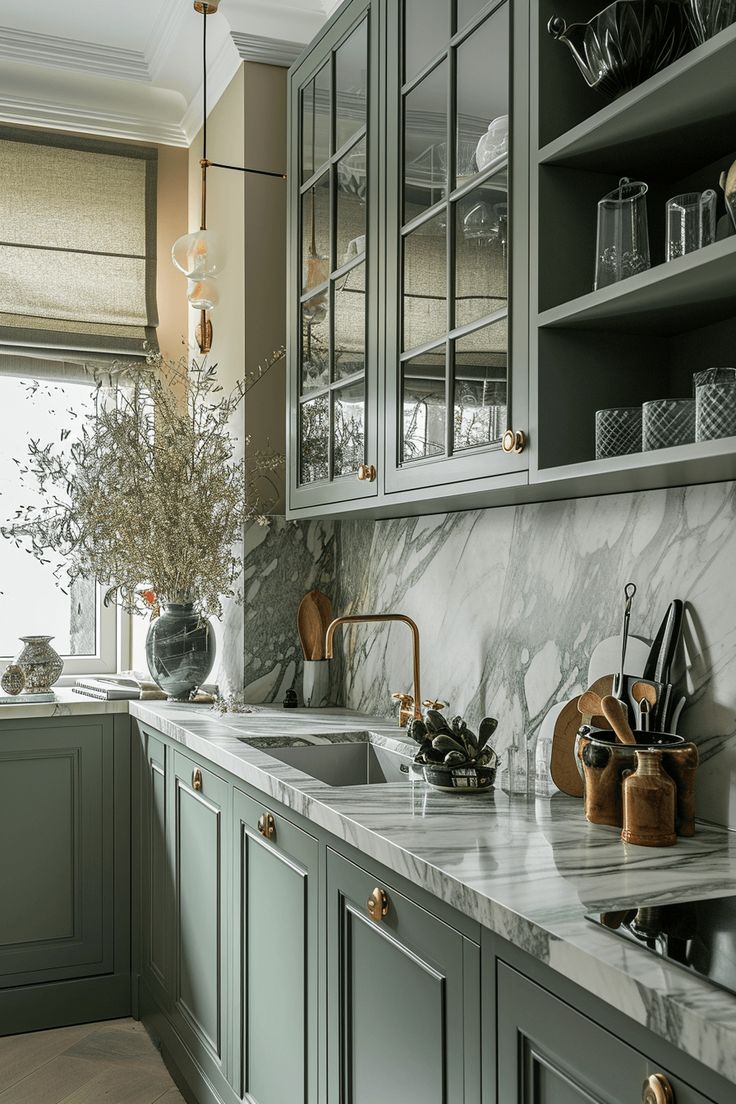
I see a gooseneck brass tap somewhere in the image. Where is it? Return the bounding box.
[324,613,422,726]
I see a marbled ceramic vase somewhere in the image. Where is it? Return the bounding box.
[145,603,216,701]
[15,635,63,693]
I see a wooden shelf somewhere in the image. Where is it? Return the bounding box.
[539,24,736,175]
[538,235,736,333]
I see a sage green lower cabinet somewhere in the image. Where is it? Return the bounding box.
[0,715,131,1035]
[496,962,716,1104]
[169,749,231,1091]
[232,789,319,1104]
[326,849,481,1104]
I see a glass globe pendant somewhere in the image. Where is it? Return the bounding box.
[187,277,220,311]
[171,229,225,279]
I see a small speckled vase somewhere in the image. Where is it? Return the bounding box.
[15,635,63,693]
[145,603,216,701]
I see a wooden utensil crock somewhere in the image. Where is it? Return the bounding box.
[621,750,677,847]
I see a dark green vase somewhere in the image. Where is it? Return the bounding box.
[145,603,216,701]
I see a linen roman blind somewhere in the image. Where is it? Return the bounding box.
[0,127,158,367]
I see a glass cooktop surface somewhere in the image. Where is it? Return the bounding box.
[587,894,736,998]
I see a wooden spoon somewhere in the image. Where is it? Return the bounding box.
[600,694,637,746]
[631,681,657,707]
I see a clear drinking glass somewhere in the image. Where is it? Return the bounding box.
[642,398,695,450]
[665,190,717,261]
[594,177,650,290]
[595,406,642,459]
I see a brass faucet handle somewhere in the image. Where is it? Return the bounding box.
[422,699,448,711]
[391,691,415,728]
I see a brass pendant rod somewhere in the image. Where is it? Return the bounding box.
[200,159,208,231]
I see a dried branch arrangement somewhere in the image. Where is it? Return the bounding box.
[1,351,284,620]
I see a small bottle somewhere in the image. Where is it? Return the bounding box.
[283,688,298,709]
[621,750,677,847]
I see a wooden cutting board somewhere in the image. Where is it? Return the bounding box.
[550,675,614,797]
[297,590,332,660]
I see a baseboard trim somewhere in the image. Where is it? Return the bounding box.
[0,973,131,1036]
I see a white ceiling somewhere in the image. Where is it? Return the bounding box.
[0,0,339,146]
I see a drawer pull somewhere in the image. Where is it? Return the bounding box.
[257,813,276,839]
[192,769,203,791]
[367,886,389,921]
[642,1073,674,1104]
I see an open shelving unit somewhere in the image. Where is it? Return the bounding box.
[530,3,736,494]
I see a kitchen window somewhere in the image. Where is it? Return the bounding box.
[0,128,158,676]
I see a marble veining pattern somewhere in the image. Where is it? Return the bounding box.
[131,700,736,1084]
[243,481,736,827]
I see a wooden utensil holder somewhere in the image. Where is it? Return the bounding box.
[576,730,698,836]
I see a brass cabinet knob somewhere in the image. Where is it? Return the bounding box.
[422,699,448,711]
[257,812,276,839]
[192,768,203,791]
[502,429,526,454]
[357,463,376,482]
[642,1073,675,1104]
[367,886,389,921]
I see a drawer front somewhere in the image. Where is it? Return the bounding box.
[232,789,319,1104]
[497,962,716,1104]
[170,749,230,1077]
[327,848,480,1104]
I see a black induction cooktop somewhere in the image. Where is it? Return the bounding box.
[587,895,736,998]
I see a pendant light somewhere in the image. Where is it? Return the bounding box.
[172,0,286,353]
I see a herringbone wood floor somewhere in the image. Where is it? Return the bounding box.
[0,1018,186,1104]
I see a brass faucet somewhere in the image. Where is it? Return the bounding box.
[325,613,422,727]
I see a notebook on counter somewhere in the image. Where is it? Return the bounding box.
[73,674,166,701]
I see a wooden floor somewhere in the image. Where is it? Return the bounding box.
[0,1019,186,1104]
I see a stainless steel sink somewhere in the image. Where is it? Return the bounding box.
[260,741,412,786]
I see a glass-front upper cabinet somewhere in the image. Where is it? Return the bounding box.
[385,0,529,495]
[288,0,379,512]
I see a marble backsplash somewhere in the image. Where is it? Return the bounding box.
[243,481,736,829]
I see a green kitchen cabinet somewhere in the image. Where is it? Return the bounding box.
[496,961,717,1104]
[169,748,232,1091]
[326,848,481,1103]
[287,0,381,513]
[0,715,130,1035]
[231,788,319,1104]
[139,727,171,1009]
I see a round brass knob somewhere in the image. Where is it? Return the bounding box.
[367,886,389,921]
[642,1073,674,1104]
[192,769,203,791]
[502,429,526,454]
[257,812,276,839]
[357,463,376,482]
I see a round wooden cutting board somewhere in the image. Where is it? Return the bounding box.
[549,675,614,797]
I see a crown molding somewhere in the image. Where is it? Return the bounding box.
[230,31,303,68]
[0,91,189,146]
[0,25,150,83]
[146,0,190,80]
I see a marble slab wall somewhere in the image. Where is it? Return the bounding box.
[242,482,736,828]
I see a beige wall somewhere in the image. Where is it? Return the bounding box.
[155,145,189,364]
[187,61,287,513]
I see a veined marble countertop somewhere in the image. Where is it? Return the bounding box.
[0,687,130,719]
[126,700,736,1082]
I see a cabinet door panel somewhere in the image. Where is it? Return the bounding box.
[141,730,170,1004]
[327,849,479,1104]
[0,722,113,987]
[233,789,319,1104]
[170,751,229,1074]
[497,962,716,1104]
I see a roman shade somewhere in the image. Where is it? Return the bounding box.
[0,127,158,367]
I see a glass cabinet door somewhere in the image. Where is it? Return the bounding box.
[386,0,529,493]
[289,1,379,510]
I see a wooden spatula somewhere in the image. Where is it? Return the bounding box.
[297,591,326,661]
[313,590,333,655]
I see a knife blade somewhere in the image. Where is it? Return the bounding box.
[655,599,683,685]
[642,610,668,682]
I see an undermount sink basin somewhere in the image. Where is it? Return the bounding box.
[260,741,413,787]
